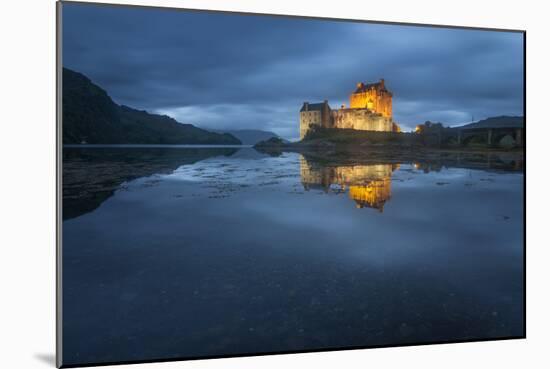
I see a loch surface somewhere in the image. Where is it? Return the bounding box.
[62,146,524,365]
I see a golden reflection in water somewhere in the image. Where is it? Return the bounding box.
[348,178,392,210]
[300,156,397,212]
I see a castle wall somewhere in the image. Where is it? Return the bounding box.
[300,110,322,139]
[331,108,393,132]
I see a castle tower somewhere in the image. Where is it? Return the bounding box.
[299,100,332,139]
[349,79,393,118]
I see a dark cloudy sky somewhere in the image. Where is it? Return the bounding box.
[62,2,524,140]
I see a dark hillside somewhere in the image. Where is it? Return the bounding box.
[62,68,241,145]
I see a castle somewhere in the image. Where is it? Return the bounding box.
[299,79,399,139]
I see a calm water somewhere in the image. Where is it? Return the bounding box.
[62,147,524,365]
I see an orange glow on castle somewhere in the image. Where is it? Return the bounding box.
[349,79,393,118]
[299,79,400,139]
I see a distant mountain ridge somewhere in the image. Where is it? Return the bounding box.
[205,129,284,145]
[62,68,241,145]
[456,116,524,130]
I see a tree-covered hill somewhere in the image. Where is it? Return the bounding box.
[62,68,241,145]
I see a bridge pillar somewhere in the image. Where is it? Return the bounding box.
[487,129,493,146]
[516,128,523,147]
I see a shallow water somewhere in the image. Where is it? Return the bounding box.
[62,147,524,365]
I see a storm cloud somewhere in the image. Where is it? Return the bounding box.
[62,2,524,140]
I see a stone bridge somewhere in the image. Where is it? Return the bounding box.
[434,118,525,147]
[457,125,524,147]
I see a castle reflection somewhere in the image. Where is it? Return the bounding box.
[300,156,397,211]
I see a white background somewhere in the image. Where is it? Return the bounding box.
[0,0,548,368]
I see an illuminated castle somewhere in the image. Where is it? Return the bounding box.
[299,79,399,139]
